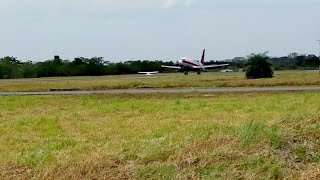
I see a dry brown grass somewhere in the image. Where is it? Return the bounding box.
[0,70,320,92]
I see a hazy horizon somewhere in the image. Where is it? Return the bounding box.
[1,0,319,62]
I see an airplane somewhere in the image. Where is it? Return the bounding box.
[138,71,159,76]
[161,49,229,75]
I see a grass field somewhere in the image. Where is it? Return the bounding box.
[0,70,320,92]
[1,92,319,179]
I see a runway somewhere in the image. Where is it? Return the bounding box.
[1,86,320,96]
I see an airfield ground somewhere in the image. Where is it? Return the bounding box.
[0,70,320,92]
[1,92,319,179]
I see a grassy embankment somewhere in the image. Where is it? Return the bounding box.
[0,70,320,92]
[0,92,319,179]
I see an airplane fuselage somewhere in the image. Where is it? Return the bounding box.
[178,58,204,72]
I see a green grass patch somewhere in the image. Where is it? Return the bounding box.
[238,120,282,147]
[0,92,320,179]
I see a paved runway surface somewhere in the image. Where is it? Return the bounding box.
[1,86,320,96]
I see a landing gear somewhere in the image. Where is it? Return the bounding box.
[197,72,201,75]
[184,71,189,75]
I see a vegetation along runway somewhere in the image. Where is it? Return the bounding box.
[1,70,320,178]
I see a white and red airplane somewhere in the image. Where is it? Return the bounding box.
[161,49,229,75]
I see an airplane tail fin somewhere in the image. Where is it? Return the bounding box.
[200,49,205,65]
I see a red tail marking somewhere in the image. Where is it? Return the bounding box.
[200,49,205,65]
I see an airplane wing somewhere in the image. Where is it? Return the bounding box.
[203,64,229,69]
[138,71,159,74]
[161,65,181,69]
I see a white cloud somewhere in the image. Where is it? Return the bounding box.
[0,0,160,16]
[162,0,197,8]
[183,0,196,7]
[162,0,179,8]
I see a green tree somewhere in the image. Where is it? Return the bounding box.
[245,52,273,79]
[21,61,37,78]
[0,56,23,79]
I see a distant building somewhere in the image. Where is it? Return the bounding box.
[54,55,60,61]
[220,69,234,73]
[232,57,246,61]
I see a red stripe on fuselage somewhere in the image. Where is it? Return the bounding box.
[182,60,200,67]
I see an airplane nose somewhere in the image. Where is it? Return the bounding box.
[178,60,183,64]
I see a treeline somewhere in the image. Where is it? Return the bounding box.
[270,54,319,70]
[0,56,174,79]
[216,53,319,71]
[0,53,319,79]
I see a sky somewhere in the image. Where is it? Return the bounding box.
[0,0,320,62]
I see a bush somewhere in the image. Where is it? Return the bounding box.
[245,53,273,79]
